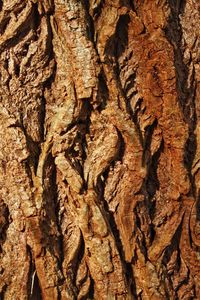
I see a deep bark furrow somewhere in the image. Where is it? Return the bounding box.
[0,0,200,299]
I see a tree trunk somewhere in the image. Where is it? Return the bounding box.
[0,0,200,299]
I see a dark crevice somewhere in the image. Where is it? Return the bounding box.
[14,63,20,77]
[14,3,27,17]
[166,0,197,199]
[81,0,101,57]
[129,97,144,144]
[62,231,84,297]
[0,2,26,34]
[65,124,86,178]
[184,127,197,197]
[93,203,135,294]
[28,154,65,295]
[24,160,34,188]
[99,193,136,296]
[195,195,200,222]
[124,73,136,95]
[135,137,164,246]
[147,138,164,199]
[0,202,9,254]
[138,119,164,211]
[62,102,91,136]
[0,23,32,52]
[0,16,11,35]
[112,62,144,148]
[94,129,125,196]
[27,245,33,298]
[94,132,135,296]
[104,10,145,152]
[119,0,135,11]
[0,3,40,52]
[43,12,55,62]
[39,95,47,143]
[82,0,95,42]
[60,101,92,192]
[142,119,158,166]
[96,70,109,112]
[27,245,42,300]
[31,3,41,31]
[16,5,54,72]
[38,154,63,262]
[7,5,55,176]
[116,129,126,163]
[88,277,95,299]
[80,101,93,192]
[15,113,41,173]
[148,224,156,245]
[30,271,43,300]
[0,284,7,300]
[105,14,130,59]
[161,217,190,296]
[37,8,56,145]
[113,59,144,149]
[159,218,185,298]
[74,239,87,288]
[91,0,105,20]
[133,203,149,261]
[162,217,184,267]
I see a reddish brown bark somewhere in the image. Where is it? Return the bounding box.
[0,0,200,299]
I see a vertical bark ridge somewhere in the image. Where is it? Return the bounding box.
[0,0,200,299]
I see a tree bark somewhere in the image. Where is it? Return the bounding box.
[0,0,200,299]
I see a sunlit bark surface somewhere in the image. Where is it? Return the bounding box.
[0,1,200,299]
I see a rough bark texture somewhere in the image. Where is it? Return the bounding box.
[0,0,200,299]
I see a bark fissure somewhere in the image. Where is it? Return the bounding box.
[166,0,197,198]
[0,0,200,299]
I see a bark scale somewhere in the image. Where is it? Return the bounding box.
[0,0,200,299]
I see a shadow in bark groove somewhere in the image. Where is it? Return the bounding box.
[88,276,95,299]
[81,0,95,42]
[0,202,9,254]
[39,9,56,137]
[0,284,7,300]
[134,136,164,246]
[138,133,164,211]
[0,2,42,52]
[27,245,42,300]
[104,14,130,59]
[0,15,11,35]
[94,131,137,297]
[125,78,137,99]
[119,0,136,11]
[166,0,197,198]
[103,9,145,151]
[96,70,109,112]
[145,136,164,201]
[162,216,184,267]
[69,232,85,296]
[161,216,191,298]
[38,153,63,262]
[134,206,148,261]
[99,193,138,298]
[195,196,200,222]
[89,0,105,19]
[142,119,158,166]
[29,272,42,300]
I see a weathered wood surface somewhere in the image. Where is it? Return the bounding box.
[0,1,200,299]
